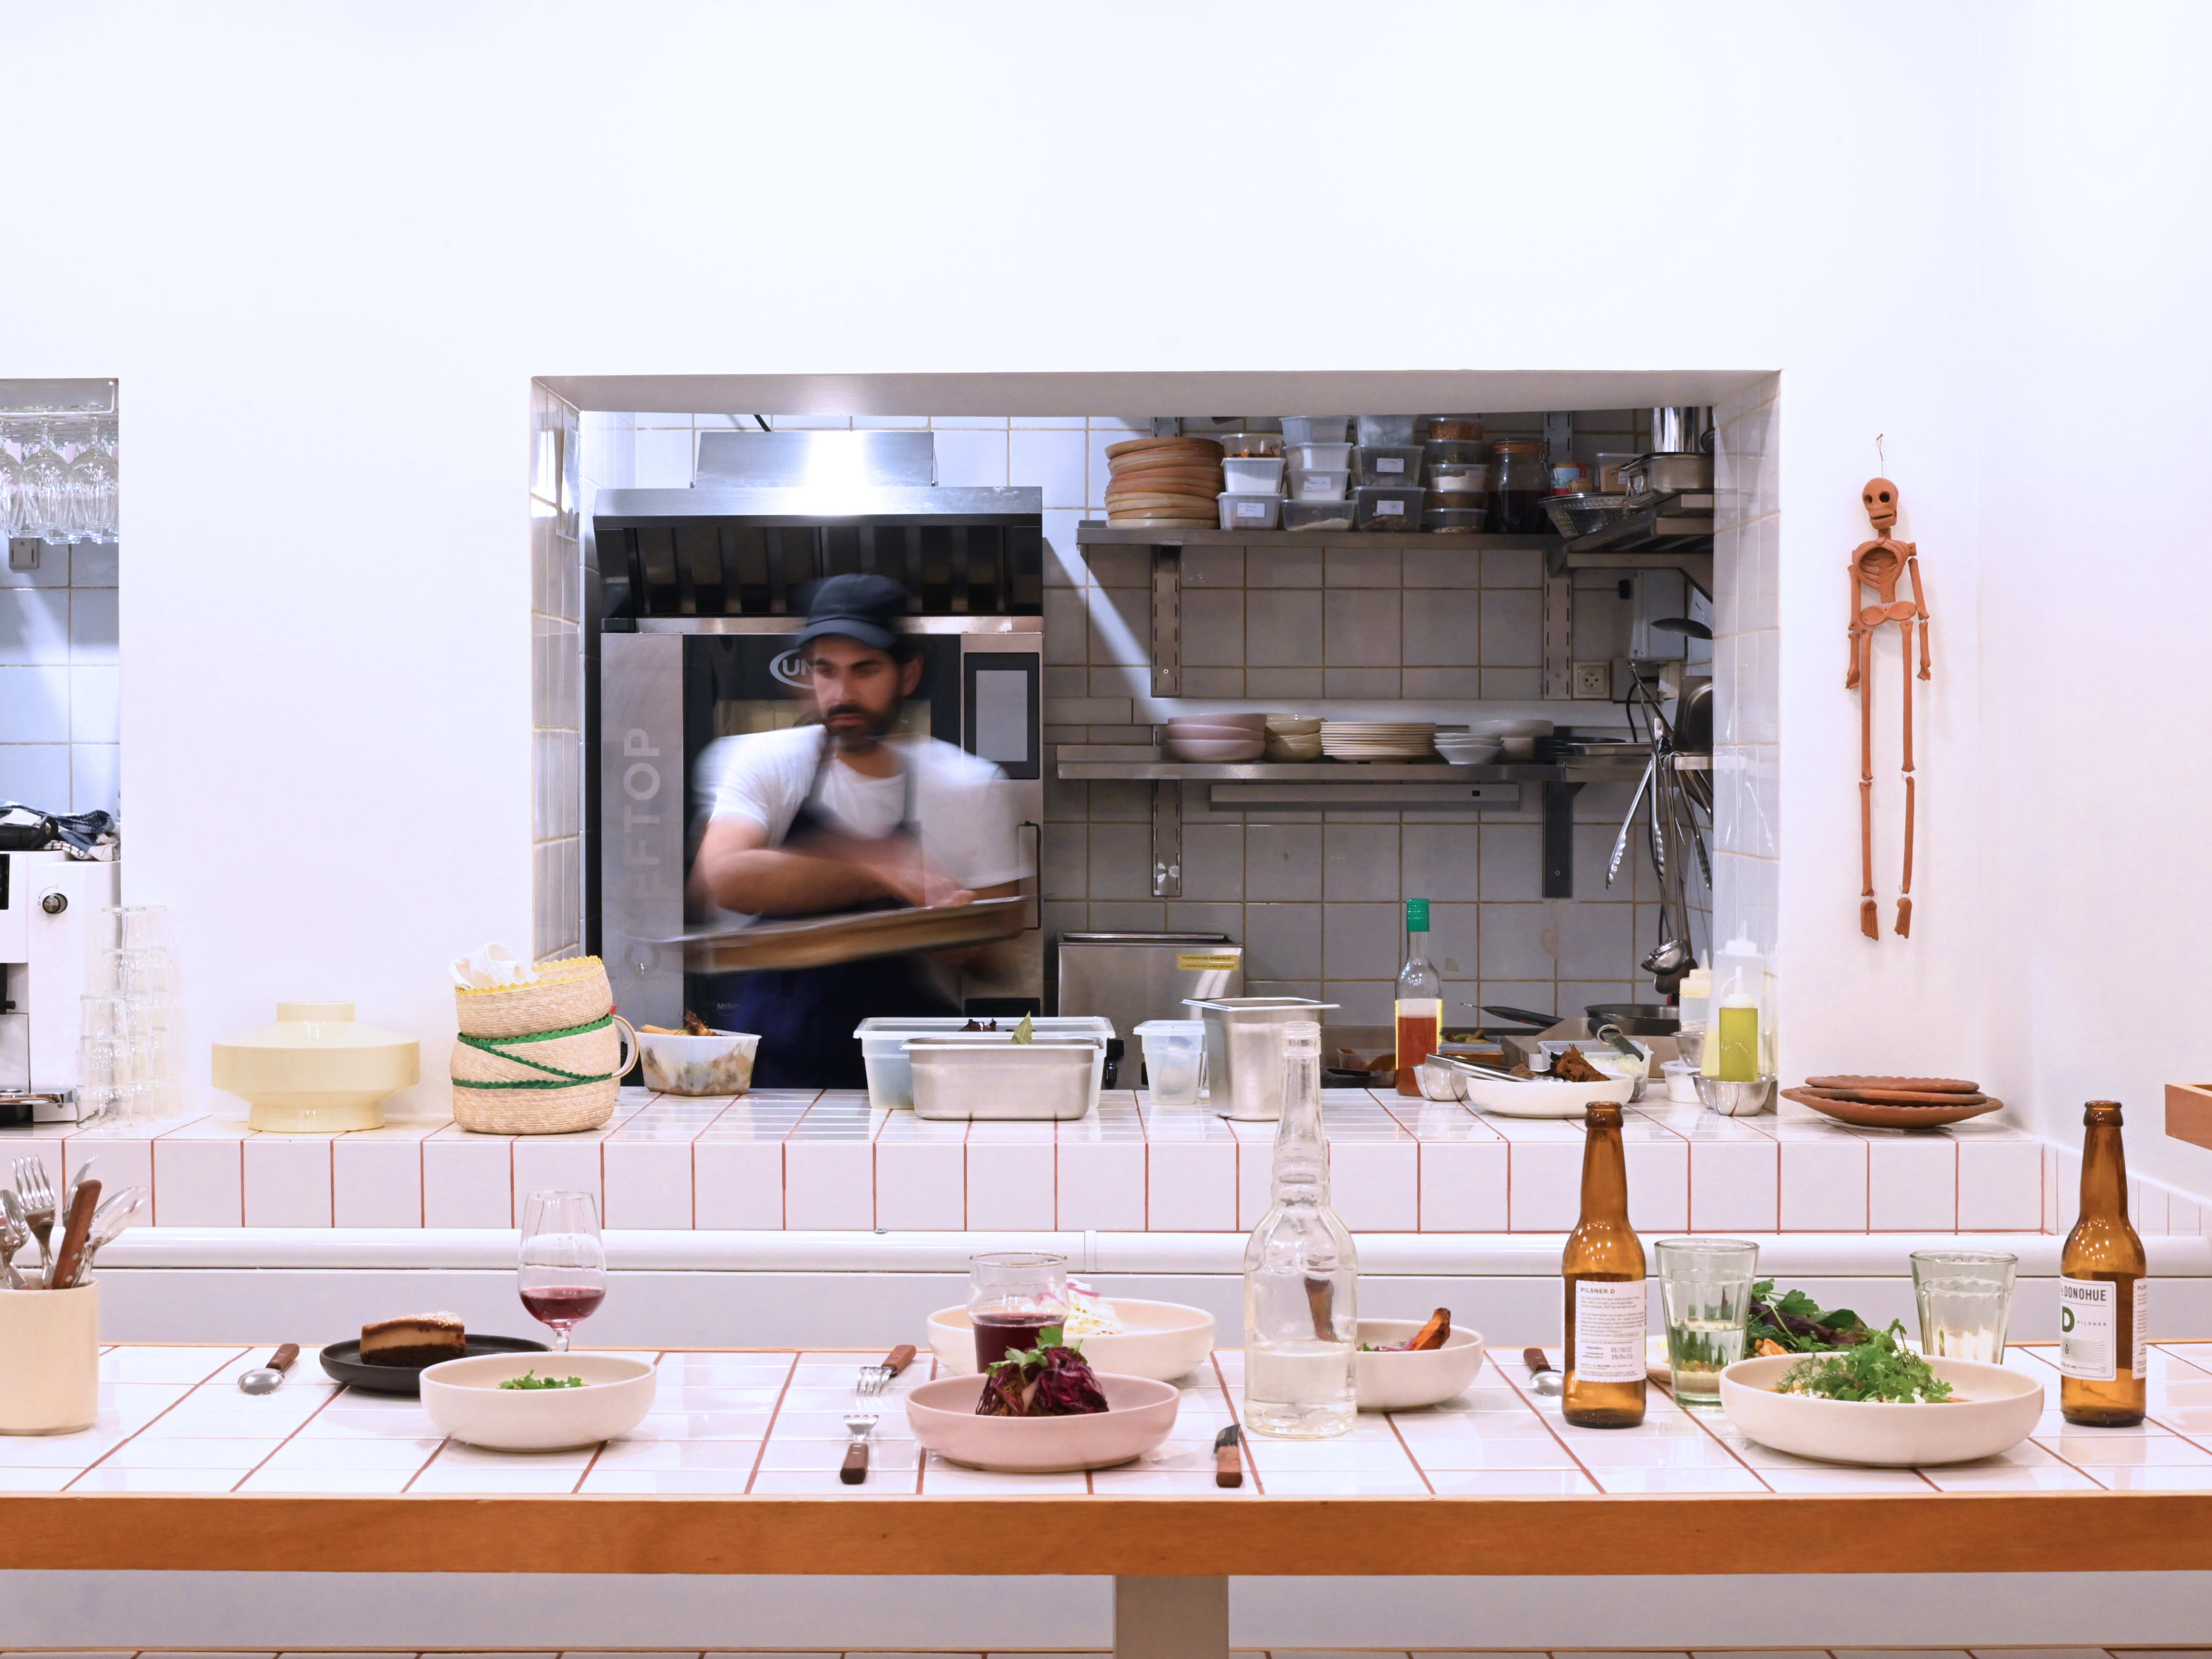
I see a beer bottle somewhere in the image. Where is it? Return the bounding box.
[2059,1100,2147,1427]
[1562,1100,1647,1427]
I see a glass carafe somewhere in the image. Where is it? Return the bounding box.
[1242,1020,1358,1438]
[1490,440,1548,533]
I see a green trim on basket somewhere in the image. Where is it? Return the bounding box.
[452,1012,619,1086]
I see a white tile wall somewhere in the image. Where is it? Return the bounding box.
[531,383,585,962]
[0,523,122,815]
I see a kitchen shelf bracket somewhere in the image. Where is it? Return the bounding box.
[1151,781,1183,899]
[1542,571,1573,700]
[1541,781,1584,899]
[1550,492,1717,598]
[1150,546,1180,698]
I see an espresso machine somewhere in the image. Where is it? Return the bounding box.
[0,852,120,1124]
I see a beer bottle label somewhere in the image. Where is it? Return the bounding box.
[1572,1279,1647,1382]
[2134,1277,2150,1378]
[2059,1277,2116,1380]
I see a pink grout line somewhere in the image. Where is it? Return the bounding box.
[741,1351,801,1496]
[230,1373,348,1491]
[63,1345,255,1489]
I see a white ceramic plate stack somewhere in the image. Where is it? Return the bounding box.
[1165,710,1266,763]
[1467,717,1552,762]
[1434,729,1505,766]
[1320,720,1435,761]
[1264,715,1323,762]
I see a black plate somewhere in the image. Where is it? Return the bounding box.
[319,1334,549,1395]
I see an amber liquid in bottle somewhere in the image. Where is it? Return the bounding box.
[1562,1101,1647,1428]
[2060,1100,2148,1427]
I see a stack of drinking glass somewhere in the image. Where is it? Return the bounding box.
[77,907,184,1126]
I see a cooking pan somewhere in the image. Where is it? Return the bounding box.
[1483,1002,1680,1037]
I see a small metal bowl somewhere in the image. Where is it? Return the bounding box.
[1417,1055,1468,1103]
[1695,1075,1775,1117]
[1543,491,1633,540]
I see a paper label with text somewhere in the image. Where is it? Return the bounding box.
[2060,1277,2119,1379]
[1571,1279,1647,1382]
[1376,456,1406,473]
[1376,499,1404,516]
[2135,1275,2150,1377]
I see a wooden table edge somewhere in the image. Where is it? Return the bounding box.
[8,1491,2212,1575]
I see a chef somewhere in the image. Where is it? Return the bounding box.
[688,573,1028,1089]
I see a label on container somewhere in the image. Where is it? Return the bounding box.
[1176,952,1240,971]
[1571,1279,1647,1382]
[2059,1277,2119,1379]
[2135,1276,2150,1376]
[1235,501,1267,520]
[1375,456,1406,474]
[1375,499,1405,517]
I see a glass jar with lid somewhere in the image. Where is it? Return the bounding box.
[1490,440,1548,533]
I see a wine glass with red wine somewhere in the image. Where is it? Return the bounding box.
[967,1251,1068,1370]
[518,1190,605,1353]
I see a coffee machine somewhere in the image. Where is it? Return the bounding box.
[0,852,120,1124]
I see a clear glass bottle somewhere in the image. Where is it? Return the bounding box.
[2060,1100,2148,1427]
[1394,898,1441,1096]
[1243,1020,1358,1438]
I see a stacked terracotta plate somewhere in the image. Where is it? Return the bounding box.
[1104,436,1225,527]
[1780,1075,2002,1131]
[1320,720,1436,761]
[1164,710,1264,763]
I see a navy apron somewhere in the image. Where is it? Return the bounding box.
[699,732,957,1090]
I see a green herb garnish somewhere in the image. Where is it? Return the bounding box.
[1747,1278,1873,1353]
[1011,1013,1035,1045]
[1775,1321,1953,1403]
[498,1369,586,1390]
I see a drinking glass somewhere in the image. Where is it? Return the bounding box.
[1911,1249,2017,1362]
[518,1190,606,1353]
[967,1251,1067,1370]
[1654,1236,1759,1406]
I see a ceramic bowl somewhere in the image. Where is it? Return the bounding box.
[1354,1320,1486,1410]
[1165,737,1265,763]
[1264,738,1324,762]
[1167,710,1268,733]
[904,1370,1181,1472]
[1435,738,1505,766]
[1458,1069,1637,1119]
[1264,715,1323,736]
[637,1028,760,1096]
[926,1300,1216,1382]
[1162,722,1270,743]
[1468,718,1554,738]
[421,1351,657,1450]
[1718,1352,2043,1467]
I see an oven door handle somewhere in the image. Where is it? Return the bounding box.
[1018,820,1041,931]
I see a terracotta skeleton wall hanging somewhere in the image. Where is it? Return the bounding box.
[1845,475,1931,939]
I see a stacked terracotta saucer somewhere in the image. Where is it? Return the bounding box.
[1104,436,1225,527]
[1780,1074,2001,1131]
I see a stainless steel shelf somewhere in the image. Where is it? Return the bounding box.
[1055,759,1647,785]
[1075,521,1556,551]
[1550,491,1715,595]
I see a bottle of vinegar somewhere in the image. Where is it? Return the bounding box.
[1393,898,1441,1096]
[2060,1100,2148,1427]
[1562,1100,1647,1428]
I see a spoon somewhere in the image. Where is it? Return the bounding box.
[1524,1346,1564,1398]
[238,1343,301,1395]
[65,1185,147,1286]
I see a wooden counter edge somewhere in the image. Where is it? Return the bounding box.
[5,1492,2212,1575]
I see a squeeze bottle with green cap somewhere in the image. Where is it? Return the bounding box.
[1394,899,1441,1096]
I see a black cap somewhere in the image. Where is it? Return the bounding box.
[791,573,911,652]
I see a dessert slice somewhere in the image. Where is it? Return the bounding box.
[360,1311,467,1367]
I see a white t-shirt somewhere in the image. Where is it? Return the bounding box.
[698,727,1028,894]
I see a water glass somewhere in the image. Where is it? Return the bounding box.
[1654,1236,1759,1405]
[518,1190,606,1353]
[1911,1249,2017,1362]
[967,1251,1067,1370]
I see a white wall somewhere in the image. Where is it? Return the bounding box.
[6,3,2199,1183]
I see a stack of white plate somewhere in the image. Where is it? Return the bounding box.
[1434,732,1505,766]
[1264,715,1323,762]
[1165,711,1266,763]
[1320,720,1436,761]
[1467,718,1552,762]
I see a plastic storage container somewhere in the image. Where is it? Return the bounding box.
[1218,493,1282,529]
[1213,431,1284,458]
[1423,506,1488,533]
[1132,1018,1206,1107]
[1355,485,1426,531]
[905,1037,1101,1120]
[1288,467,1350,501]
[856,1015,1115,1110]
[1427,460,1496,495]
[1355,415,1417,446]
[1354,445,1422,484]
[1281,416,1350,446]
[1422,438,1487,468]
[1426,415,1484,441]
[1283,499,1356,532]
[1285,441,1354,472]
[1221,456,1286,494]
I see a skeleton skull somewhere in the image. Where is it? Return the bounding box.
[1862,476,1899,530]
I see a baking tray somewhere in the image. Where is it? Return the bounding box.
[666,895,1025,974]
[319,1334,549,1395]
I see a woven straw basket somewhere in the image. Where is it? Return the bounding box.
[449,956,636,1135]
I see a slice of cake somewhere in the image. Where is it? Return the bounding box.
[360,1311,467,1367]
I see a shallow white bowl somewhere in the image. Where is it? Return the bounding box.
[904,1371,1181,1473]
[927,1300,1217,1382]
[1167,710,1268,733]
[637,1029,758,1096]
[1165,737,1265,763]
[421,1351,657,1450]
[1460,1070,1637,1118]
[1468,718,1554,738]
[1355,1320,1486,1410]
[1718,1352,2043,1466]
[1264,716,1324,735]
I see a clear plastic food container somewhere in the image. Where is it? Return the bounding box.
[1218,493,1283,529]
[1133,1018,1207,1107]
[1288,467,1350,501]
[1354,485,1426,531]
[856,1015,1114,1110]
[1426,415,1484,441]
[1285,441,1353,472]
[1422,438,1487,467]
[906,1037,1102,1120]
[1354,445,1422,484]
[1428,460,1496,494]
[1355,415,1417,446]
[1423,506,1489,533]
[1283,499,1356,532]
[1221,456,1286,493]
[1281,416,1350,446]
[1214,431,1284,459]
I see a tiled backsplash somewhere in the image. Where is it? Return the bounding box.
[0,536,121,817]
[531,385,584,962]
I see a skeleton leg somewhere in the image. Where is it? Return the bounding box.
[1859,628,1878,939]
[1897,620,1916,937]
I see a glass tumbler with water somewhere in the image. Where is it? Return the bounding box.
[967,1252,1069,1370]
[1655,1237,1759,1405]
[1911,1249,2017,1362]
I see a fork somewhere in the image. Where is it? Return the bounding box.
[11,1157,56,1270]
[856,1342,916,1397]
[0,1194,29,1289]
[838,1407,878,1486]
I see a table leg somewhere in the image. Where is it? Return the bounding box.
[1114,1574,1228,1659]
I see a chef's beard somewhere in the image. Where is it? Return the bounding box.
[823,702,897,753]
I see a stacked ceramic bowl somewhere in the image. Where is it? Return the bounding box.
[1434,729,1505,766]
[1319,720,1435,761]
[1264,715,1323,762]
[1466,717,1552,762]
[1165,710,1266,763]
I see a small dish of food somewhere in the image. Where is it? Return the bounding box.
[635,1017,760,1096]
[1453,1059,1636,1119]
[317,1312,548,1395]
[421,1350,658,1450]
[1718,1322,2042,1467]
[904,1331,1181,1473]
[927,1290,1214,1382]
[1354,1310,1486,1411]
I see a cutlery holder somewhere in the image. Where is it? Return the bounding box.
[0,1281,99,1434]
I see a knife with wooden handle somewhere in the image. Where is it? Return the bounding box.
[1214,1423,1243,1488]
[44,1177,100,1290]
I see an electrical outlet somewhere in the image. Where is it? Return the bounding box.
[1573,660,1612,699]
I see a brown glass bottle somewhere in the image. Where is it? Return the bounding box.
[2059,1101,2148,1426]
[1562,1101,1647,1427]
